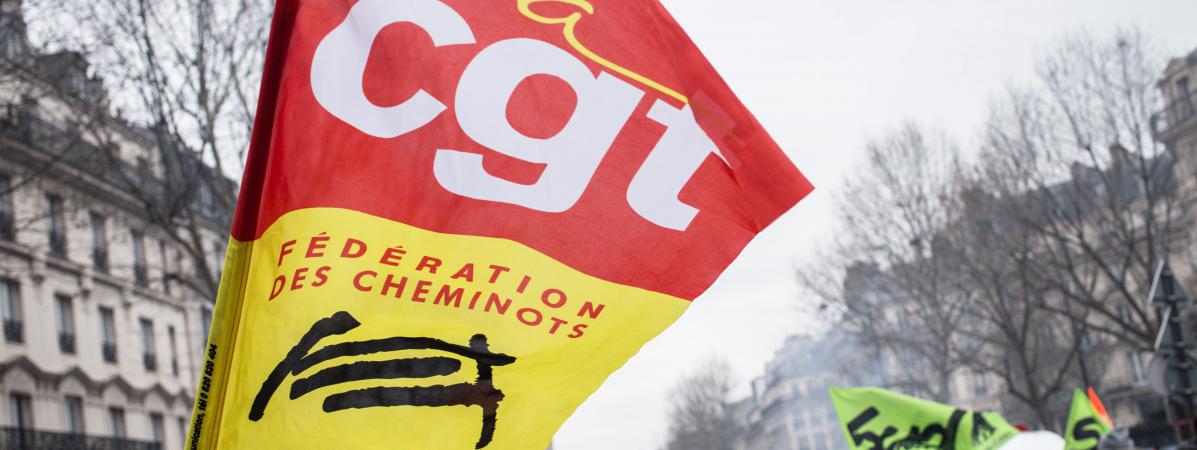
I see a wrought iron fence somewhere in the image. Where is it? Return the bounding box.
[0,104,193,218]
[133,264,148,287]
[3,319,22,344]
[48,231,67,258]
[0,427,162,450]
[142,353,157,372]
[58,333,75,354]
[0,92,233,239]
[101,342,117,364]
[0,210,12,241]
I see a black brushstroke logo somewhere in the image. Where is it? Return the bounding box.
[1070,417,1102,448]
[846,406,1001,450]
[249,311,517,449]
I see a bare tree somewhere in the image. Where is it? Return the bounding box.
[977,28,1176,352]
[798,123,973,402]
[0,0,116,240]
[796,26,1175,433]
[664,358,739,450]
[5,0,272,298]
[948,182,1095,430]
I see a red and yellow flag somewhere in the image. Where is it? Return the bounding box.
[1086,387,1113,428]
[187,1,811,448]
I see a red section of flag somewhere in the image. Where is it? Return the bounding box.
[1087,387,1113,427]
[233,0,812,300]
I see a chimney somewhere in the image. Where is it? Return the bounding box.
[1108,143,1130,170]
[0,0,32,65]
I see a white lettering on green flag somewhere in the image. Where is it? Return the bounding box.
[830,387,1018,450]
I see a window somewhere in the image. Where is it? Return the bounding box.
[150,412,165,443]
[1129,352,1146,383]
[132,231,148,286]
[894,309,910,329]
[2,279,22,343]
[814,433,829,450]
[159,240,170,294]
[1041,324,1059,345]
[90,212,108,273]
[64,396,85,434]
[47,193,67,257]
[1080,329,1096,350]
[99,307,117,363]
[56,294,76,354]
[173,250,185,287]
[10,392,33,430]
[973,371,989,396]
[108,407,126,438]
[1180,77,1194,118]
[141,318,157,372]
[177,417,187,446]
[136,157,152,183]
[2,35,24,62]
[830,429,847,448]
[0,174,13,240]
[200,306,213,347]
[198,184,214,213]
[211,239,225,281]
[168,325,179,376]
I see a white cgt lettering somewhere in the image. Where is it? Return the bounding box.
[629,102,728,230]
[435,38,643,213]
[310,0,729,231]
[311,0,474,138]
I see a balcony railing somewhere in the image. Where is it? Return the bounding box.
[1152,92,1197,138]
[58,332,75,354]
[143,352,157,372]
[101,342,117,363]
[0,106,156,196]
[48,231,67,258]
[0,427,162,450]
[0,211,12,241]
[0,102,232,226]
[3,319,22,343]
[133,264,148,287]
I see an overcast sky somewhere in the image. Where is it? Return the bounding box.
[552,1,1197,449]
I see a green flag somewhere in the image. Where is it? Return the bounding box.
[1064,389,1111,450]
[829,387,1018,450]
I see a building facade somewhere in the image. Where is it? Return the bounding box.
[1148,46,1197,445]
[1155,48,1197,280]
[735,333,864,450]
[1154,48,1197,184]
[0,1,224,448]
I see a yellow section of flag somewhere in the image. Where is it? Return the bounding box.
[188,208,689,449]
